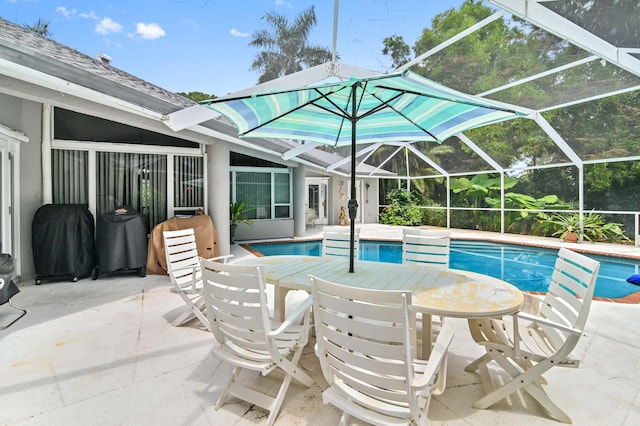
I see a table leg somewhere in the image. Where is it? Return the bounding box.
[273,287,289,322]
[421,313,432,360]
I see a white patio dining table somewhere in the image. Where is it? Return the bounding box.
[238,255,524,359]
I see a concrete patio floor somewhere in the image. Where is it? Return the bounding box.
[2,225,639,425]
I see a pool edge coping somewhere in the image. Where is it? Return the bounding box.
[240,237,640,304]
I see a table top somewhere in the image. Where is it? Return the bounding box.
[239,256,523,318]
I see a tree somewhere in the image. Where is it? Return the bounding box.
[249,6,333,84]
[177,91,216,102]
[381,35,411,70]
[23,18,51,37]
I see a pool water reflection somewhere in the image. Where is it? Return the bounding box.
[247,240,640,299]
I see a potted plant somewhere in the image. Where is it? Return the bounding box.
[544,213,581,243]
[230,202,254,244]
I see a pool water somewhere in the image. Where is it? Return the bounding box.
[247,240,640,299]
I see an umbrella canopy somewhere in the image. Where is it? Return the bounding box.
[203,69,526,272]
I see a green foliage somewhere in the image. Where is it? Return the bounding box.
[450,174,518,228]
[249,6,333,84]
[537,211,630,243]
[379,189,423,226]
[230,202,254,226]
[451,174,518,202]
[382,35,411,69]
[420,199,447,227]
[23,18,51,37]
[485,192,571,234]
[177,91,216,102]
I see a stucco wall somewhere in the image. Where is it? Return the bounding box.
[0,94,43,281]
[328,176,379,226]
[233,219,294,242]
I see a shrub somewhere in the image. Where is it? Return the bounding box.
[421,199,446,227]
[379,189,422,226]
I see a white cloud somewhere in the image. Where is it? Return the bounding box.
[55,6,76,18]
[79,11,99,20]
[95,18,123,35]
[230,28,249,37]
[134,22,166,40]
[275,0,292,7]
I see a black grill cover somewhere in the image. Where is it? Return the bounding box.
[0,254,18,305]
[96,206,147,274]
[31,204,95,279]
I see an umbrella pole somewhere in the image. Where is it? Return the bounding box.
[348,83,359,273]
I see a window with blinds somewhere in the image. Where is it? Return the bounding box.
[95,151,167,228]
[174,155,204,212]
[51,148,203,229]
[230,167,292,220]
[52,149,88,204]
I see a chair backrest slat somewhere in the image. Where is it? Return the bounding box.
[312,277,413,396]
[402,228,451,268]
[539,248,599,348]
[201,260,271,353]
[163,228,201,292]
[322,226,359,257]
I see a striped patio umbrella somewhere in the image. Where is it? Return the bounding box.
[203,70,525,272]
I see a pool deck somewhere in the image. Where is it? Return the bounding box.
[2,224,639,425]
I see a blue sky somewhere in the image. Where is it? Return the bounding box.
[2,0,465,96]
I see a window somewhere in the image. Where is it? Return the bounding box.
[52,148,203,229]
[230,167,292,220]
[96,152,167,228]
[174,155,204,213]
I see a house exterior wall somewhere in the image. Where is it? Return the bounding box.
[232,219,295,242]
[0,93,43,281]
[327,176,379,226]
[360,178,379,224]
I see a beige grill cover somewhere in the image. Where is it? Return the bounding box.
[146,214,219,275]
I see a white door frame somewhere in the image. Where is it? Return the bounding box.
[305,177,329,225]
[0,125,25,277]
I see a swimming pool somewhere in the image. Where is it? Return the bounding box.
[247,240,640,299]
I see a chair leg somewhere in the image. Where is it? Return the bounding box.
[465,352,492,372]
[275,343,314,387]
[0,299,27,330]
[172,309,196,327]
[266,372,294,426]
[338,412,349,426]
[472,351,572,423]
[172,294,210,331]
[215,366,240,410]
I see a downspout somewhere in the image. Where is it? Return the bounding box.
[42,104,53,204]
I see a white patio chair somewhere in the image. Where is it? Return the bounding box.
[402,228,451,343]
[200,259,314,426]
[466,247,600,423]
[306,207,318,228]
[402,228,451,268]
[310,275,454,426]
[322,225,359,257]
[162,228,231,331]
